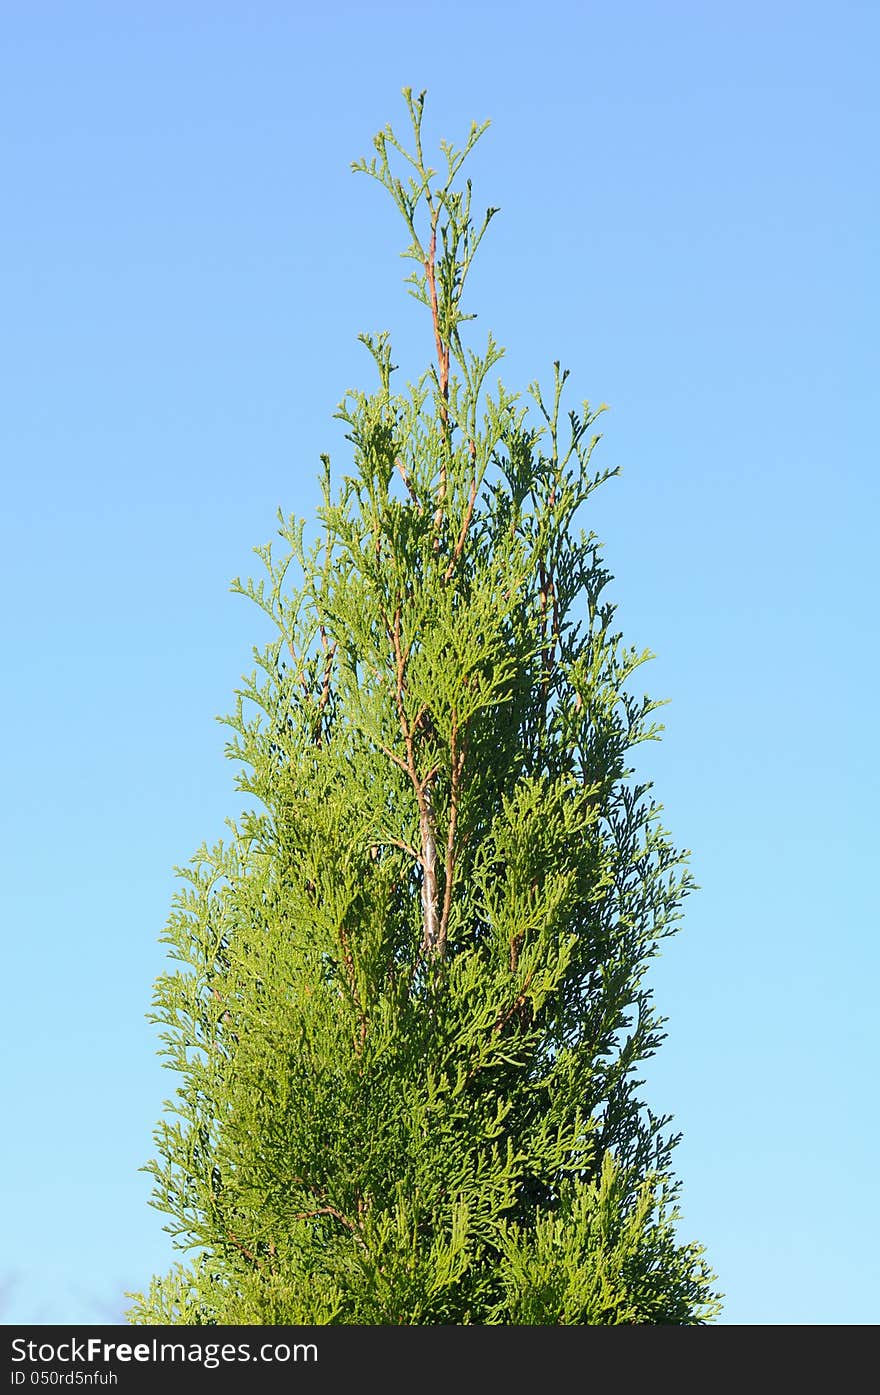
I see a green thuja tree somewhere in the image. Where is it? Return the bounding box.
[128,90,721,1325]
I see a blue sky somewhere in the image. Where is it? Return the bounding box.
[1,1,876,1325]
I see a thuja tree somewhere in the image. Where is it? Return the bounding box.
[129,91,720,1326]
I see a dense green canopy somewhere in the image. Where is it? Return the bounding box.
[129,91,720,1326]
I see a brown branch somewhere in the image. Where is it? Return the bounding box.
[395,455,422,511]
[388,607,442,956]
[378,741,412,776]
[437,718,466,955]
[314,627,337,746]
[425,221,450,424]
[319,649,336,713]
[419,779,440,954]
[539,560,551,710]
[224,1227,261,1268]
[211,983,231,1027]
[493,975,535,1035]
[425,218,450,537]
[509,933,522,975]
[443,467,478,584]
[291,1205,369,1251]
[380,835,421,860]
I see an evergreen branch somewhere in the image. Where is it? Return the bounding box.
[315,626,337,746]
[425,219,451,522]
[437,716,466,955]
[224,1229,263,1269]
[378,835,420,860]
[395,454,422,510]
[419,778,441,956]
[291,1205,369,1251]
[387,606,442,955]
[377,741,412,777]
[442,457,478,583]
[493,973,536,1035]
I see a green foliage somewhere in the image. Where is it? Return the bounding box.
[128,90,721,1326]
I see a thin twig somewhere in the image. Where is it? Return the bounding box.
[395,456,422,510]
[291,1205,369,1251]
[443,468,478,583]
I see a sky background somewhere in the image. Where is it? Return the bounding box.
[1,1,876,1326]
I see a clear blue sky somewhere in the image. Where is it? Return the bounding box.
[1,1,876,1325]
